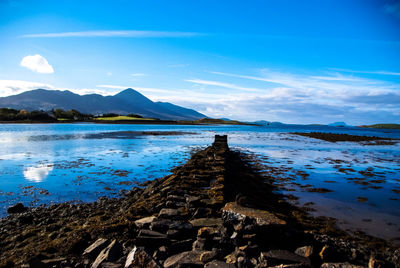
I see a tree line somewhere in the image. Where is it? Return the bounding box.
[0,108,145,122]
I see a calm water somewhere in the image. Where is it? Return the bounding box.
[1,123,399,240]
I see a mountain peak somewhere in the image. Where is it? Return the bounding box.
[115,88,140,96]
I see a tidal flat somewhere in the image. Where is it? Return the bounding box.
[0,123,399,243]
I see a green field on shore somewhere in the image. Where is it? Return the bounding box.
[93,116,156,121]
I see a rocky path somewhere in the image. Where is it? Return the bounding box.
[0,135,398,267]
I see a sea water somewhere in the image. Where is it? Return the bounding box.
[0,123,399,240]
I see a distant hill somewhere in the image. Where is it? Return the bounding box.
[0,88,207,120]
[252,120,284,126]
[328,122,351,127]
[359,124,400,129]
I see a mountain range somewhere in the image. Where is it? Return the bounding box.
[0,88,206,120]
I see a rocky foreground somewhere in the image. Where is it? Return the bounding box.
[1,135,399,267]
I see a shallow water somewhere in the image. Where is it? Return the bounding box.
[0,123,399,240]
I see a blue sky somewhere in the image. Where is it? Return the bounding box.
[0,0,400,124]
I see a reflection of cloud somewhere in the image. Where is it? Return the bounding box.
[23,164,53,182]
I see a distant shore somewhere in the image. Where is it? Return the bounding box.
[0,118,255,126]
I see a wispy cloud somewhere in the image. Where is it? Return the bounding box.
[203,69,400,123]
[185,79,263,92]
[330,68,400,76]
[0,80,54,97]
[130,73,147,77]
[20,30,202,38]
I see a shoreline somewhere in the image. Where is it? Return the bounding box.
[0,135,398,267]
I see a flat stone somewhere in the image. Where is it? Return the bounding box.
[150,218,173,232]
[125,246,161,268]
[91,240,122,268]
[190,218,222,227]
[83,238,109,259]
[158,208,181,219]
[163,250,206,268]
[138,229,167,238]
[135,216,156,229]
[136,230,169,247]
[260,250,310,266]
[222,202,286,226]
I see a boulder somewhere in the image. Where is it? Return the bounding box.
[222,202,286,226]
[7,203,27,214]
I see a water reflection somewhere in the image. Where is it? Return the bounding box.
[23,164,53,182]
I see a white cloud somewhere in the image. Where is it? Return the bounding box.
[23,164,53,182]
[20,54,54,74]
[130,73,146,77]
[185,79,263,92]
[20,30,201,38]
